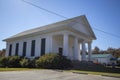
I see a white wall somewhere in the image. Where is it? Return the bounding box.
[52,35,63,53]
[6,30,83,61]
[93,57,111,64]
[6,31,68,58]
[6,34,49,58]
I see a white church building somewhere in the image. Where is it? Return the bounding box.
[3,15,96,61]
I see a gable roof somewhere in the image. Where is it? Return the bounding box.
[3,15,96,41]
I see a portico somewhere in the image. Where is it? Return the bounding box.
[49,32,93,61]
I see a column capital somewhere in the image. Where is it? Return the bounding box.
[63,32,69,36]
[88,41,92,44]
[82,40,87,43]
[74,36,78,40]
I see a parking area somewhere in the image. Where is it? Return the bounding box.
[0,70,119,80]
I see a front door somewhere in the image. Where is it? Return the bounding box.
[58,47,63,56]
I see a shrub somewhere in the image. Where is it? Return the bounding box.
[8,56,21,67]
[20,58,29,68]
[0,56,9,67]
[28,58,36,68]
[36,53,72,69]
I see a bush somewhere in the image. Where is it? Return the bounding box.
[8,56,21,67]
[36,53,72,69]
[20,58,29,68]
[0,56,9,67]
[28,58,36,68]
[0,56,37,68]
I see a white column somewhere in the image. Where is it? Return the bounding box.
[12,43,15,56]
[26,40,31,58]
[35,38,41,57]
[74,37,80,60]
[82,41,86,61]
[49,35,53,53]
[63,33,69,57]
[78,43,81,61]
[18,41,23,56]
[45,35,53,54]
[88,41,92,61]
[6,43,9,56]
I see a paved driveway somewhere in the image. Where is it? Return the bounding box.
[0,70,119,80]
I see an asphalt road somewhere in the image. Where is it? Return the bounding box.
[0,70,119,80]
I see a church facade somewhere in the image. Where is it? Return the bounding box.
[3,15,96,61]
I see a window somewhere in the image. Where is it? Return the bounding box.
[15,43,19,56]
[31,40,35,56]
[41,38,46,56]
[22,42,27,57]
[9,44,12,56]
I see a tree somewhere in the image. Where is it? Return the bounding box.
[99,50,108,54]
[107,48,120,58]
[92,47,120,57]
[92,46,100,54]
[107,47,115,53]
[0,49,6,57]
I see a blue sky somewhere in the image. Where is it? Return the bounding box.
[0,0,120,50]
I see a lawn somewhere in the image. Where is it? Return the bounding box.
[0,68,40,71]
[70,70,120,78]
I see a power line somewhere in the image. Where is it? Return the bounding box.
[93,27,120,38]
[21,0,120,39]
[22,0,67,19]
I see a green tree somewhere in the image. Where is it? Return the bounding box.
[92,46,100,54]
[0,49,6,57]
[107,48,120,58]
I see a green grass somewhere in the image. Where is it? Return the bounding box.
[69,70,120,78]
[106,66,120,69]
[0,68,40,72]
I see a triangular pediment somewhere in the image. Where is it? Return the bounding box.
[70,15,96,40]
